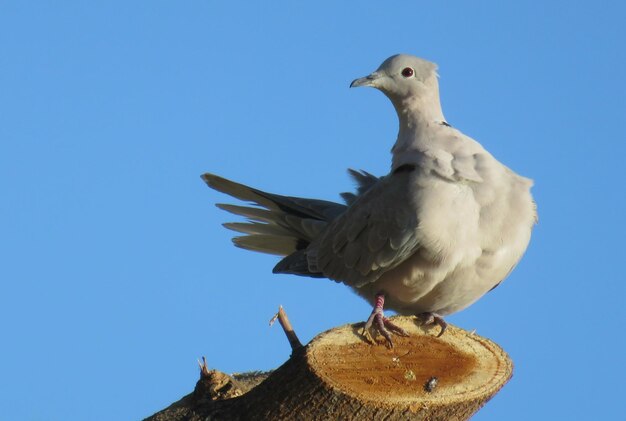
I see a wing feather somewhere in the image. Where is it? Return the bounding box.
[308,170,422,288]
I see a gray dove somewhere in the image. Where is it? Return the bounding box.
[202,54,537,346]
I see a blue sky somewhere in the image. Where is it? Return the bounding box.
[1,1,625,420]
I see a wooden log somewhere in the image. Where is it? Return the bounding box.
[145,316,512,421]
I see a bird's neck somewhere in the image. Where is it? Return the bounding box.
[391,91,446,170]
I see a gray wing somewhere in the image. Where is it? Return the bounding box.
[307,170,421,288]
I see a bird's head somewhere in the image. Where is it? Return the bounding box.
[351,54,439,104]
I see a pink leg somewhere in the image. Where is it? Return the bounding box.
[362,293,409,347]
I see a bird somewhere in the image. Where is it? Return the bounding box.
[202,54,537,346]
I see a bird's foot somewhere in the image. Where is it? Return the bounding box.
[361,293,409,347]
[416,312,448,337]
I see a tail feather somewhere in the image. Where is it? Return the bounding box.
[232,235,299,256]
[202,171,380,276]
[216,203,275,223]
[284,215,328,240]
[203,173,345,221]
[202,173,346,257]
[202,173,280,212]
[223,222,294,237]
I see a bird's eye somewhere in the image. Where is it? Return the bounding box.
[401,67,414,78]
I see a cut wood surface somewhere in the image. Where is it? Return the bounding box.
[145,316,513,421]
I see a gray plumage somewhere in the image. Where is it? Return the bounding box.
[202,54,536,318]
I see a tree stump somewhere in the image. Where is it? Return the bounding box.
[145,316,513,421]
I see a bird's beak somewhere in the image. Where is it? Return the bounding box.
[350,72,382,88]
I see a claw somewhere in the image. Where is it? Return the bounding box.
[361,293,409,347]
[417,312,448,337]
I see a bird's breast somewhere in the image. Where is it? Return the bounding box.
[355,169,534,316]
